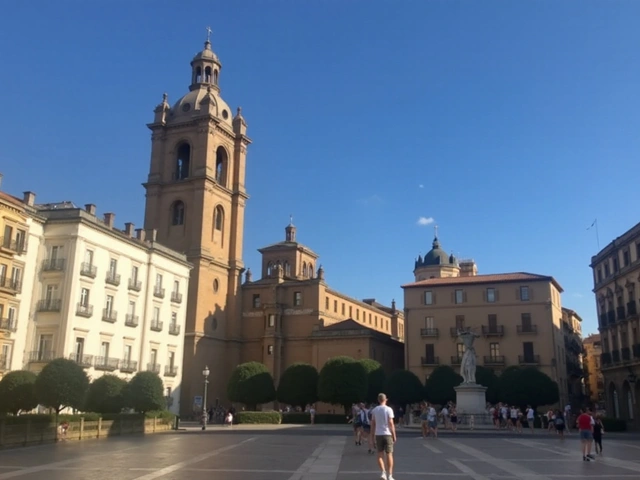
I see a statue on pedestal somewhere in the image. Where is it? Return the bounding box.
[457,329,481,384]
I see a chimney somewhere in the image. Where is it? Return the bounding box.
[147,229,158,242]
[103,213,115,228]
[124,222,135,237]
[22,191,36,207]
[85,204,96,215]
[135,228,146,241]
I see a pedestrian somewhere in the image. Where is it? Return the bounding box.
[427,403,438,438]
[526,405,535,433]
[593,414,604,454]
[577,407,595,461]
[554,409,565,439]
[369,393,397,480]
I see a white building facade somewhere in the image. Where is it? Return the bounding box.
[23,203,191,414]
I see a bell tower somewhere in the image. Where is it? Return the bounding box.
[143,29,251,414]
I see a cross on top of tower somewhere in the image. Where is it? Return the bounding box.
[289,214,294,226]
[206,26,212,43]
[434,224,439,238]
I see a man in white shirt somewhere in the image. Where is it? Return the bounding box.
[369,393,397,480]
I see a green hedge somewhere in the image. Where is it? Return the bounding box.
[235,411,282,424]
[281,413,348,424]
[0,411,175,426]
[601,417,627,432]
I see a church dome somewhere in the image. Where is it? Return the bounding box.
[167,87,233,126]
[192,42,220,62]
[416,236,457,268]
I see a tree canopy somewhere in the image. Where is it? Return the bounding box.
[85,374,127,414]
[317,356,367,412]
[498,366,559,409]
[227,361,276,410]
[277,363,318,409]
[0,370,38,415]
[124,371,165,413]
[475,366,500,404]
[424,365,462,405]
[385,369,424,407]
[358,359,386,404]
[35,358,89,414]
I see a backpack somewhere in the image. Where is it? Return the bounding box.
[360,410,370,426]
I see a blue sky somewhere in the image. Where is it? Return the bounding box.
[2,1,639,335]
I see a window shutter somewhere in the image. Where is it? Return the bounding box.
[529,287,534,300]
[463,291,468,303]
[433,293,437,305]
[495,289,500,301]
[482,289,486,301]
[451,292,455,303]
[515,288,519,300]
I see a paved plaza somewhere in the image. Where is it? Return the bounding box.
[0,426,639,479]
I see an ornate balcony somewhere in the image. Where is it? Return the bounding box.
[617,306,626,321]
[120,360,138,373]
[484,355,506,366]
[164,365,179,377]
[37,299,61,312]
[481,325,504,336]
[128,279,142,292]
[607,310,615,324]
[628,301,638,317]
[517,324,538,334]
[612,349,621,363]
[76,303,93,318]
[451,355,462,365]
[153,287,165,299]
[0,236,26,254]
[42,258,65,272]
[170,292,183,304]
[0,317,17,333]
[28,351,56,363]
[80,262,97,278]
[94,356,119,371]
[125,314,139,327]
[105,272,121,286]
[69,353,93,368]
[421,356,440,366]
[102,308,117,323]
[599,314,607,328]
[147,363,161,374]
[420,328,439,337]
[150,320,163,332]
[169,323,181,336]
[0,276,21,294]
[518,354,540,365]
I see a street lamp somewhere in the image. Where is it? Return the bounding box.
[202,365,210,430]
[628,371,637,405]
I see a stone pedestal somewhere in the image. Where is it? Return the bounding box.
[454,383,487,415]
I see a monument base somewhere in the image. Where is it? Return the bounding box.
[454,383,487,415]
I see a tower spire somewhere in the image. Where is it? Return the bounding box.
[285,215,296,242]
[205,26,212,43]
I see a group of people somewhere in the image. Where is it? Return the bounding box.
[418,402,458,438]
[576,407,605,461]
[489,403,537,432]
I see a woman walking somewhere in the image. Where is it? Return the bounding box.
[593,414,604,454]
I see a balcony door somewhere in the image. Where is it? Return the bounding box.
[84,249,93,266]
[523,342,535,362]
[425,344,435,363]
[488,314,498,332]
[38,334,53,359]
[46,284,58,301]
[75,338,85,361]
[124,345,132,363]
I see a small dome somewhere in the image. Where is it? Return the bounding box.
[418,237,455,267]
[192,41,220,63]
[167,87,232,125]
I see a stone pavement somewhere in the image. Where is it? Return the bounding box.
[0,426,639,479]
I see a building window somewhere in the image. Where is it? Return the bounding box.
[267,345,274,355]
[168,351,175,368]
[454,289,464,304]
[604,263,610,277]
[80,288,90,307]
[215,147,227,187]
[334,300,337,312]
[519,286,530,301]
[455,315,465,330]
[597,268,602,283]
[424,344,436,363]
[155,274,163,289]
[105,295,114,315]
[175,143,190,180]
[214,206,224,231]
[349,306,352,318]
[425,316,434,329]
[284,261,291,276]
[490,342,500,358]
[613,257,619,272]
[153,306,160,321]
[424,291,433,305]
[521,313,532,331]
[302,262,308,277]
[293,291,302,307]
[486,288,496,303]
[623,250,630,267]
[268,314,275,327]
[84,249,94,266]
[325,297,329,309]
[253,294,261,308]
[456,343,465,358]
[171,201,185,225]
[100,341,110,359]
[342,303,345,315]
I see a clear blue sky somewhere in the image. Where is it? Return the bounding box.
[2,1,639,335]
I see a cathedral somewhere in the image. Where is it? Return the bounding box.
[143,35,404,415]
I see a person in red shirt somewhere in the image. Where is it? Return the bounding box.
[577,407,595,461]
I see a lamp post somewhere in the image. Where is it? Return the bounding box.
[202,365,210,430]
[628,372,637,405]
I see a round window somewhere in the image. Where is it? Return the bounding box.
[213,278,219,292]
[182,103,191,112]
[222,109,229,119]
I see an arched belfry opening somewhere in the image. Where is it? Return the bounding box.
[215,146,228,187]
[213,205,225,246]
[171,201,185,226]
[175,143,191,180]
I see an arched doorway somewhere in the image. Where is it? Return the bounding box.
[609,382,620,419]
[623,381,634,420]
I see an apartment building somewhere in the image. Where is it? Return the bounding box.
[591,221,640,428]
[561,307,585,405]
[582,333,604,408]
[403,234,570,406]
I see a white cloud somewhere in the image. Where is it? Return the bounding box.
[357,194,383,206]
[417,216,435,226]
[419,184,424,188]
[572,293,584,298]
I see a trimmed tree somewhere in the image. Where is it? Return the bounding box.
[0,370,38,415]
[277,363,318,409]
[85,375,128,414]
[227,361,276,410]
[385,369,424,407]
[317,356,367,412]
[35,358,89,438]
[124,371,165,413]
[358,359,386,404]
[498,366,560,410]
[424,365,462,405]
[475,366,500,404]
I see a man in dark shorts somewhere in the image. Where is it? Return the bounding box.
[577,407,595,461]
[370,393,397,480]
